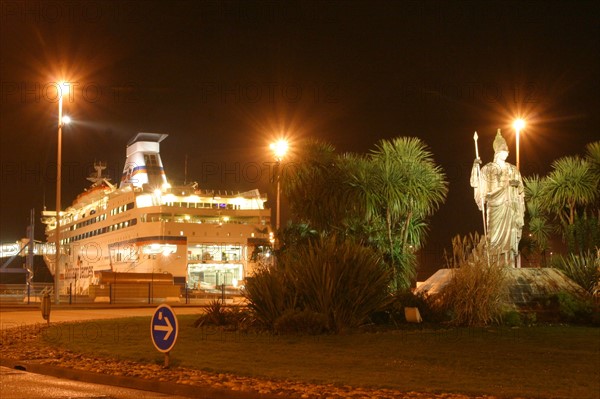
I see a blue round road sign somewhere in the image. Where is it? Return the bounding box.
[150,304,178,353]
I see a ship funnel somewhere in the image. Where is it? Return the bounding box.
[120,133,169,189]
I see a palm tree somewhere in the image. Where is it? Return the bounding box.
[585,141,600,170]
[351,137,448,289]
[541,155,600,253]
[281,137,448,290]
[584,141,600,220]
[523,175,552,264]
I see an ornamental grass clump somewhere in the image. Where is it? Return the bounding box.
[243,265,297,330]
[554,250,600,296]
[193,300,251,330]
[286,235,393,333]
[440,233,510,326]
[243,235,393,333]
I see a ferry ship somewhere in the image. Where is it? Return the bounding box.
[41,133,273,295]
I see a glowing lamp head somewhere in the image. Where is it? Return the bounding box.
[57,81,70,97]
[62,115,71,125]
[513,118,526,131]
[270,140,289,160]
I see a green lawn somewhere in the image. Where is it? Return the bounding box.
[42,316,600,399]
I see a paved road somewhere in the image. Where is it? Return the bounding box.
[0,306,205,330]
[0,307,207,398]
[0,366,191,399]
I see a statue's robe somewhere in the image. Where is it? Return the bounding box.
[471,161,525,265]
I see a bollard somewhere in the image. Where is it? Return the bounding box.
[41,293,51,325]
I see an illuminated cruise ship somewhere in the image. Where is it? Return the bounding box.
[41,133,273,295]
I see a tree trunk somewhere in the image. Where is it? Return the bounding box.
[386,207,396,286]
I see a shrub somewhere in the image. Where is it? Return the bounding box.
[244,235,393,333]
[243,266,296,330]
[382,290,448,325]
[439,234,510,326]
[285,235,393,333]
[193,300,250,330]
[502,310,523,327]
[273,309,328,335]
[553,291,595,324]
[554,250,600,295]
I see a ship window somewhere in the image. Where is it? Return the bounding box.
[145,154,158,166]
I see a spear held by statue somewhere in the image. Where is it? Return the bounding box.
[472,131,488,242]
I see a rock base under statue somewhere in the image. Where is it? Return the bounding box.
[415,267,587,306]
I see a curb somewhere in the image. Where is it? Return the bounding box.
[0,358,282,399]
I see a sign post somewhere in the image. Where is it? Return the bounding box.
[41,293,51,325]
[150,304,178,368]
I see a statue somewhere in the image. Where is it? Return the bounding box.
[470,129,525,267]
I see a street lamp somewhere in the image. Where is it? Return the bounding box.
[269,139,288,232]
[54,81,71,304]
[512,118,526,171]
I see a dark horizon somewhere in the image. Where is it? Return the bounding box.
[1,1,598,276]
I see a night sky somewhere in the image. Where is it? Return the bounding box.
[1,1,598,275]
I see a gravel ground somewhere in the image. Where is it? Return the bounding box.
[0,324,512,399]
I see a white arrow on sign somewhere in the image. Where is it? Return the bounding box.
[154,311,174,340]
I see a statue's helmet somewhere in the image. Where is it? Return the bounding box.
[493,129,509,153]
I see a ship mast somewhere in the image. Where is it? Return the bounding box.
[87,162,114,189]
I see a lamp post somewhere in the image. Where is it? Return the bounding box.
[513,118,525,171]
[269,140,288,232]
[54,82,70,304]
